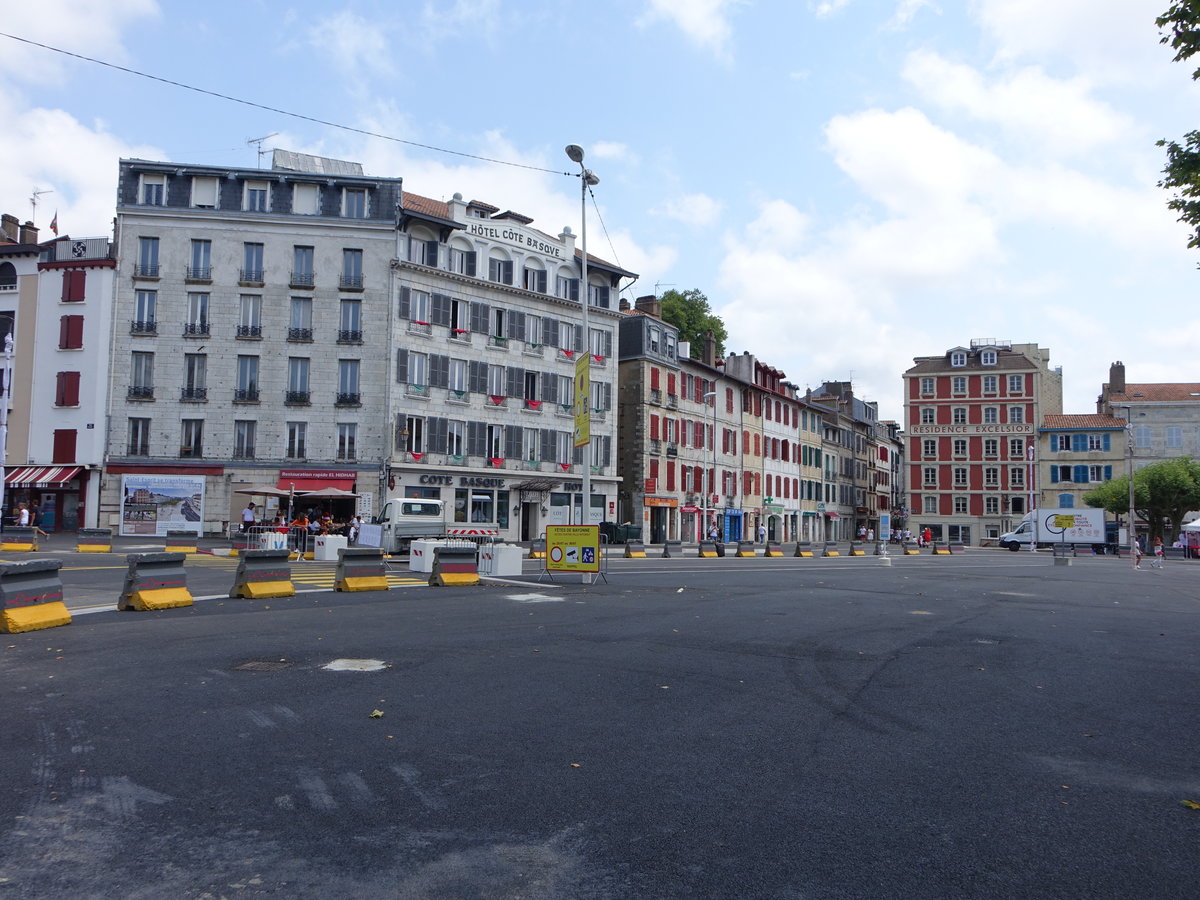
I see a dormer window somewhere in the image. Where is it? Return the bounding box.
[140,174,166,206]
[981,349,997,366]
[950,351,967,367]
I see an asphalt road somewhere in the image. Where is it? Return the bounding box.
[0,550,1196,898]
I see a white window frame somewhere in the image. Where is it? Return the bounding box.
[950,351,966,367]
[191,176,218,208]
[140,173,166,206]
[342,187,368,218]
[244,180,269,212]
[293,183,319,215]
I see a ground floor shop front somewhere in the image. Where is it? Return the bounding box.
[3,465,97,531]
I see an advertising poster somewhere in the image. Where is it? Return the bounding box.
[120,474,206,536]
[573,352,591,448]
[545,525,600,573]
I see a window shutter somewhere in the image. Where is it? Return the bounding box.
[468,360,487,394]
[398,286,410,319]
[429,354,449,388]
[430,293,451,327]
[603,331,612,357]
[395,349,408,383]
[650,368,660,390]
[470,301,489,333]
[52,429,77,464]
[1049,467,1058,483]
[1072,434,1085,452]
[542,317,558,347]
[425,240,439,268]
[505,366,523,399]
[464,251,477,277]
[505,425,522,460]
[1103,434,1111,451]
[667,462,676,491]
[1104,465,1112,480]
[667,373,676,395]
[1073,465,1088,483]
[541,371,557,404]
[467,422,486,457]
[650,415,659,440]
[62,270,85,302]
[509,310,525,341]
[540,428,555,462]
[56,371,80,406]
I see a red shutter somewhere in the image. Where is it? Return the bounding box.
[649,458,659,479]
[680,419,688,447]
[667,373,676,395]
[722,430,729,453]
[726,388,733,413]
[59,315,84,349]
[55,371,81,406]
[666,461,676,491]
[62,270,86,302]
[650,367,660,390]
[695,378,703,403]
[52,429,77,463]
[650,415,659,440]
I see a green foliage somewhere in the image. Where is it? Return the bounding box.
[1157,3,1200,253]
[658,289,728,359]
[1084,456,1200,539]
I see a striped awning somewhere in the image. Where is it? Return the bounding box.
[5,465,83,487]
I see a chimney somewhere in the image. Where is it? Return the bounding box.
[1109,361,1126,395]
[634,294,661,318]
[1,214,18,242]
[703,329,717,367]
[619,297,631,311]
[18,221,38,244]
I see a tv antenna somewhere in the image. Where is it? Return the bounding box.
[31,187,53,222]
[247,133,279,168]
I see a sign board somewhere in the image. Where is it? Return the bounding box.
[119,474,205,536]
[573,353,591,448]
[545,525,600,573]
[879,513,891,541]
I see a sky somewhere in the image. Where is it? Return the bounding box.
[1,0,1197,422]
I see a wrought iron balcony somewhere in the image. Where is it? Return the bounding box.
[234,388,260,403]
[127,385,154,400]
[289,271,315,288]
[285,390,310,405]
[180,387,207,401]
[335,392,361,406]
[236,325,262,339]
[337,329,363,343]
[287,327,313,342]
[130,320,157,335]
[183,322,210,337]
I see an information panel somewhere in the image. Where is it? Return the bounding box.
[545,525,600,573]
[573,352,591,448]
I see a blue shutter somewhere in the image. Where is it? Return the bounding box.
[1050,467,1058,483]
[1103,434,1111,451]
[1059,494,1075,508]
[1073,465,1088,483]
[1104,465,1112,480]
[1072,434,1086,452]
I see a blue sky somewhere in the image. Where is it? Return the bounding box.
[2,0,1197,421]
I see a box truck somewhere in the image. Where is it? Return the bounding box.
[999,508,1106,551]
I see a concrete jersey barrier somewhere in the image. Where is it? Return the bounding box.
[230,549,295,599]
[1,526,38,552]
[529,537,547,559]
[164,530,198,554]
[848,541,866,556]
[624,540,647,559]
[662,540,683,558]
[822,542,841,557]
[430,545,480,586]
[119,553,193,610]
[794,541,814,558]
[335,548,389,592]
[698,539,721,558]
[735,541,757,558]
[765,541,784,557]
[76,527,113,553]
[0,559,71,633]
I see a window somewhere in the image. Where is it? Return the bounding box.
[1010,496,1025,514]
[342,187,367,218]
[488,256,514,285]
[1008,374,1024,394]
[1166,426,1183,448]
[447,420,465,456]
[55,371,81,407]
[339,299,362,342]
[240,243,264,284]
[587,284,611,309]
[293,183,319,215]
[984,438,998,457]
[489,365,507,397]
[1009,437,1024,458]
[182,353,206,401]
[185,293,209,336]
[1010,467,1025,487]
[292,246,314,286]
[448,358,467,394]
[180,419,204,458]
[1133,425,1150,448]
[523,428,539,461]
[233,421,256,459]
[128,418,151,456]
[558,322,578,353]
[59,315,84,349]
[982,375,998,394]
[191,176,218,208]
[286,422,307,459]
[409,236,439,267]
[1089,465,1110,482]
[287,357,310,402]
[920,377,935,395]
[953,438,967,457]
[289,297,312,340]
[950,351,966,367]
[952,407,967,424]
[133,290,156,332]
[130,351,154,398]
[449,246,476,276]
[922,439,936,457]
[556,275,579,301]
[244,180,269,212]
[980,406,997,424]
[403,416,424,453]
[140,173,166,205]
[1008,406,1024,424]
[337,359,360,404]
[920,407,935,424]
[984,467,999,487]
[337,423,357,460]
[407,351,428,389]
[235,356,259,402]
[1055,434,1071,451]
[189,240,211,280]
[648,326,661,354]
[341,249,363,289]
[985,496,999,514]
[590,328,612,360]
[954,496,968,514]
[952,376,967,394]
[523,266,547,293]
[238,295,262,338]
[923,466,937,486]
[486,424,504,458]
[981,350,997,366]
[953,467,968,487]
[408,290,430,326]
[923,496,938,514]
[136,237,159,277]
[1058,494,1075,508]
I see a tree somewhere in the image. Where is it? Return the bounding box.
[1084,456,1200,540]
[1157,3,1200,251]
[658,289,728,360]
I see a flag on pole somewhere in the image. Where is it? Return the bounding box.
[49,212,58,236]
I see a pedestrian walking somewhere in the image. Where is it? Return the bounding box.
[1152,536,1164,569]
[1134,536,1144,569]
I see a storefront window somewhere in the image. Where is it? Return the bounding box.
[453,488,509,525]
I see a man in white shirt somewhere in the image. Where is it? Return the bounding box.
[241,502,257,532]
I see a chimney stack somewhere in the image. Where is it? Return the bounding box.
[18,221,38,244]
[1109,361,1126,395]
[1,214,18,243]
[634,294,661,318]
[703,329,717,367]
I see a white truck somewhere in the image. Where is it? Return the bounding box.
[371,498,449,553]
[999,508,1106,551]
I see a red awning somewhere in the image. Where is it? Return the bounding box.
[275,476,356,493]
[6,466,82,487]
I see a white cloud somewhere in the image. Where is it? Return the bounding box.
[653,193,723,226]
[591,142,636,163]
[814,0,852,19]
[886,0,936,29]
[902,50,1133,156]
[419,0,500,43]
[639,0,742,62]
[309,10,395,80]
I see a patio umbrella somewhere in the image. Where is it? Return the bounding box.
[233,485,293,498]
[299,486,360,499]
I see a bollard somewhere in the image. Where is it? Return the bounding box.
[822,541,841,558]
[529,537,547,559]
[229,549,295,599]
[624,540,647,559]
[903,541,920,556]
[0,526,38,552]
[164,529,198,554]
[698,539,720,558]
[430,545,480,586]
[335,547,389,592]
[794,541,814,558]
[764,541,784,558]
[119,553,193,610]
[76,527,113,553]
[0,559,71,633]
[735,541,757,558]
[662,540,683,558]
[848,541,866,557]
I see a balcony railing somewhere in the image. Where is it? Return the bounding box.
[450,328,472,343]
[183,322,210,337]
[239,268,264,285]
[336,392,361,406]
[232,447,256,460]
[489,335,510,350]
[185,266,211,282]
[130,320,157,335]
[236,325,262,339]
[134,264,159,279]
[339,274,364,290]
[285,390,310,405]
[337,329,363,343]
[234,388,260,403]
[180,387,207,401]
[649,389,662,405]
[290,271,315,288]
[127,385,154,400]
[287,327,313,342]
[407,321,432,336]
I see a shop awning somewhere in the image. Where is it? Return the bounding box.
[276,475,356,493]
[6,465,82,487]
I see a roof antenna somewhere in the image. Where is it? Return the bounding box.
[31,187,53,222]
[247,133,279,168]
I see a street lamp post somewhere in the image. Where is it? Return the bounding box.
[703,390,717,540]
[0,332,12,529]
[1119,405,1136,569]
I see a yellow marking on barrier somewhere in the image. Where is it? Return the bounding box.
[849,550,866,557]
[904,549,920,555]
[933,549,952,555]
[165,546,198,555]
[75,544,112,553]
[795,550,814,557]
[735,550,757,558]
[127,587,193,610]
[766,549,784,557]
[336,576,389,592]
[529,551,546,559]
[237,581,296,599]
[431,572,480,586]
[624,550,647,558]
[699,550,718,558]
[1,542,37,552]
[824,551,841,557]
[0,601,72,633]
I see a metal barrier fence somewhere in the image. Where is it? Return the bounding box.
[228,525,314,558]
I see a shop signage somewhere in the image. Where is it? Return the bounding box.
[644,497,677,508]
[280,469,358,479]
[465,221,566,258]
[908,423,1034,435]
[418,474,506,487]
